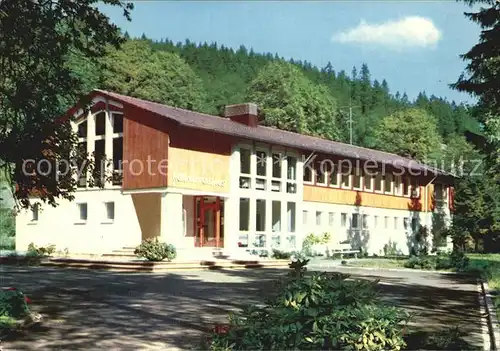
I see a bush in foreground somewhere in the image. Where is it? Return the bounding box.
[208,259,410,350]
[134,238,176,262]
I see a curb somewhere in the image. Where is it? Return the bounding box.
[481,280,500,350]
[308,262,459,275]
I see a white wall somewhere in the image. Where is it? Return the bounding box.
[15,189,141,255]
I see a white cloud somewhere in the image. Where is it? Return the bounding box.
[332,16,441,51]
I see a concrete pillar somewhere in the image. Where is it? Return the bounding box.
[160,192,184,249]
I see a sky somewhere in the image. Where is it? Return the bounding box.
[102,1,482,104]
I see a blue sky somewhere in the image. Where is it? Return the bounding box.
[102,1,481,104]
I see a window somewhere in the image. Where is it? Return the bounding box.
[364,172,373,191]
[329,164,339,187]
[104,202,115,221]
[362,214,369,229]
[272,153,282,178]
[272,201,281,232]
[240,148,251,174]
[341,167,351,188]
[411,179,420,198]
[403,177,411,197]
[384,174,393,194]
[256,151,267,176]
[315,163,327,185]
[394,176,403,196]
[31,204,39,222]
[384,216,389,229]
[239,198,250,231]
[77,203,88,222]
[374,173,383,192]
[341,213,347,227]
[374,215,379,228]
[95,111,106,136]
[328,212,334,226]
[302,210,308,225]
[77,142,87,188]
[393,217,398,230]
[287,156,297,180]
[77,120,87,138]
[352,168,362,190]
[112,137,123,185]
[352,213,360,228]
[94,139,106,186]
[303,165,312,183]
[403,217,409,230]
[113,113,123,134]
[316,211,322,226]
[434,183,444,201]
[287,202,296,232]
[256,200,266,232]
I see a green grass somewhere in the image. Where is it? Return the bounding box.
[466,254,500,313]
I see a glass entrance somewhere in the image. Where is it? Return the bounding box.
[194,196,224,247]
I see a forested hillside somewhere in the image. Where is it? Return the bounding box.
[71,35,481,154]
[149,37,481,147]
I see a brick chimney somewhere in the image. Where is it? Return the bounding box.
[224,103,259,127]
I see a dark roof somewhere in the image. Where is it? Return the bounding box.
[94,89,450,178]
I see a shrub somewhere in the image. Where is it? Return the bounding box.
[450,250,469,271]
[0,288,31,319]
[27,243,56,257]
[404,256,434,270]
[209,262,410,350]
[425,326,472,350]
[271,249,292,260]
[134,238,176,261]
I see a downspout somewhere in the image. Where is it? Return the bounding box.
[423,173,438,247]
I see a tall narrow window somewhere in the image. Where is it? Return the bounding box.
[239,198,250,231]
[341,213,347,227]
[384,174,393,194]
[112,137,123,185]
[393,217,398,230]
[256,151,267,176]
[315,163,327,185]
[411,218,419,232]
[364,171,373,191]
[77,120,87,138]
[287,156,297,180]
[362,214,369,229]
[411,179,420,198]
[341,166,351,188]
[94,139,106,187]
[403,176,411,197]
[77,203,88,222]
[302,210,308,225]
[287,202,296,232]
[352,213,360,229]
[256,199,266,232]
[352,168,362,190]
[77,142,87,188]
[374,173,383,192]
[31,204,39,222]
[316,211,322,226]
[303,165,312,183]
[240,148,251,174]
[272,153,282,178]
[104,202,115,221]
[95,111,106,136]
[329,164,339,187]
[272,201,281,232]
[394,175,402,196]
[328,212,335,226]
[384,216,389,229]
[112,113,123,134]
[374,216,379,228]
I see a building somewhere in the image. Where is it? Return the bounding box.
[15,90,455,258]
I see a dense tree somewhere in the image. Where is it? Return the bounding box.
[0,0,133,209]
[246,62,339,140]
[374,109,442,161]
[101,40,206,111]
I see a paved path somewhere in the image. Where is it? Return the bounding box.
[0,265,483,350]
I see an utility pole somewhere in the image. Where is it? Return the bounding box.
[339,100,359,145]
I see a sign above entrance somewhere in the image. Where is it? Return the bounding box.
[173,173,226,188]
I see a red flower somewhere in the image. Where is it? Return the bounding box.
[7,287,16,291]
[24,296,31,304]
[213,324,230,334]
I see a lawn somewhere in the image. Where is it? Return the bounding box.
[467,253,500,312]
[345,257,407,269]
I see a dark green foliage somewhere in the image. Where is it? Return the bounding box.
[134,238,176,262]
[209,264,410,350]
[0,290,30,319]
[449,250,470,271]
[271,249,292,260]
[404,256,434,270]
[405,326,479,350]
[0,208,15,250]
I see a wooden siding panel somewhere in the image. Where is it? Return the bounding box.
[303,185,428,211]
[123,105,171,190]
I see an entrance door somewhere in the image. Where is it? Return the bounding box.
[194,196,223,247]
